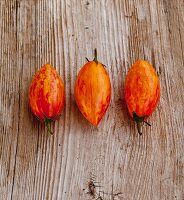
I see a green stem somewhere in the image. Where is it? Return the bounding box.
[136,122,142,135]
[85,57,90,62]
[132,112,151,135]
[45,119,53,135]
[133,112,144,135]
[143,120,151,126]
[93,48,98,64]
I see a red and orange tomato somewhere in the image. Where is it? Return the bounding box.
[124,60,160,134]
[29,64,65,134]
[75,50,111,126]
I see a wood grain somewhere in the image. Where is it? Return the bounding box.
[0,0,184,199]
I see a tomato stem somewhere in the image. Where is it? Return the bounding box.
[143,120,151,126]
[133,112,151,135]
[45,118,53,135]
[93,48,98,64]
[85,57,90,62]
[136,122,142,135]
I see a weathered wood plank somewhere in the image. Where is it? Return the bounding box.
[0,0,183,200]
[0,0,21,199]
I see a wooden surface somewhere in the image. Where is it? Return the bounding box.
[0,0,184,199]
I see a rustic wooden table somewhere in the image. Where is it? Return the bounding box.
[0,0,184,199]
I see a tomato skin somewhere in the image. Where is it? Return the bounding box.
[75,61,111,126]
[29,64,65,122]
[124,60,160,131]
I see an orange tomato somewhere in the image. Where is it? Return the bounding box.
[75,49,111,126]
[124,60,160,134]
[29,64,65,134]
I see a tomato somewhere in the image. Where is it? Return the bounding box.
[29,64,65,134]
[124,60,160,134]
[75,49,111,126]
